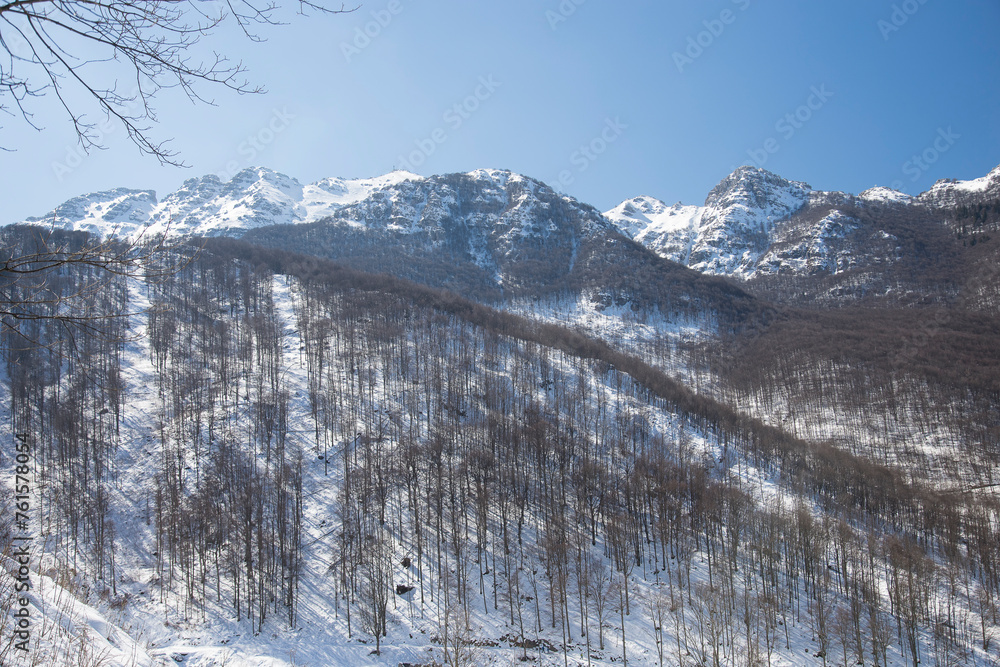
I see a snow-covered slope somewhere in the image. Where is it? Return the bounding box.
[606,167,813,279]
[608,163,1000,287]
[753,209,863,277]
[604,196,701,265]
[918,163,1000,207]
[243,168,634,300]
[21,188,160,238]
[859,186,914,206]
[17,167,424,239]
[4,252,996,666]
[0,564,166,666]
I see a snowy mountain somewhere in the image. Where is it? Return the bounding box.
[22,187,161,237]
[245,169,615,296]
[242,169,763,323]
[603,196,702,265]
[3,163,1000,666]
[605,167,812,279]
[9,166,760,322]
[918,163,1000,208]
[607,163,1000,306]
[19,167,423,238]
[12,162,1000,310]
[692,167,813,276]
[14,166,612,293]
[858,185,915,206]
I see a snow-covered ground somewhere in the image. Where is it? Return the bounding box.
[1,269,997,667]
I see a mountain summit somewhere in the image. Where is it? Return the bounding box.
[606,167,812,279]
[20,167,423,238]
[12,162,999,308]
[607,163,1000,297]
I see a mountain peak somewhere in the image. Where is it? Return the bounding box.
[605,167,815,279]
[465,167,519,181]
[918,162,1000,206]
[23,188,159,236]
[859,186,913,206]
[11,169,430,239]
[228,166,301,189]
[989,163,1000,183]
[706,166,812,208]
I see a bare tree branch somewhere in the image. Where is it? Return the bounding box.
[0,223,198,352]
[0,0,354,164]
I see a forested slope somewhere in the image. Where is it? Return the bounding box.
[0,228,997,666]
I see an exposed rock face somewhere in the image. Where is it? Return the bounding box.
[607,166,813,278]
[608,163,1000,306]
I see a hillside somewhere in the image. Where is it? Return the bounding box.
[3,163,1000,666]
[0,229,997,666]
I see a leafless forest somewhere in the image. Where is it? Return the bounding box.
[1,227,998,666]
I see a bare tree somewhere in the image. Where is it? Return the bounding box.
[359,526,393,656]
[644,588,670,667]
[0,0,352,162]
[0,225,185,350]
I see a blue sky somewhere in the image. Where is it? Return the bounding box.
[2,0,999,222]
